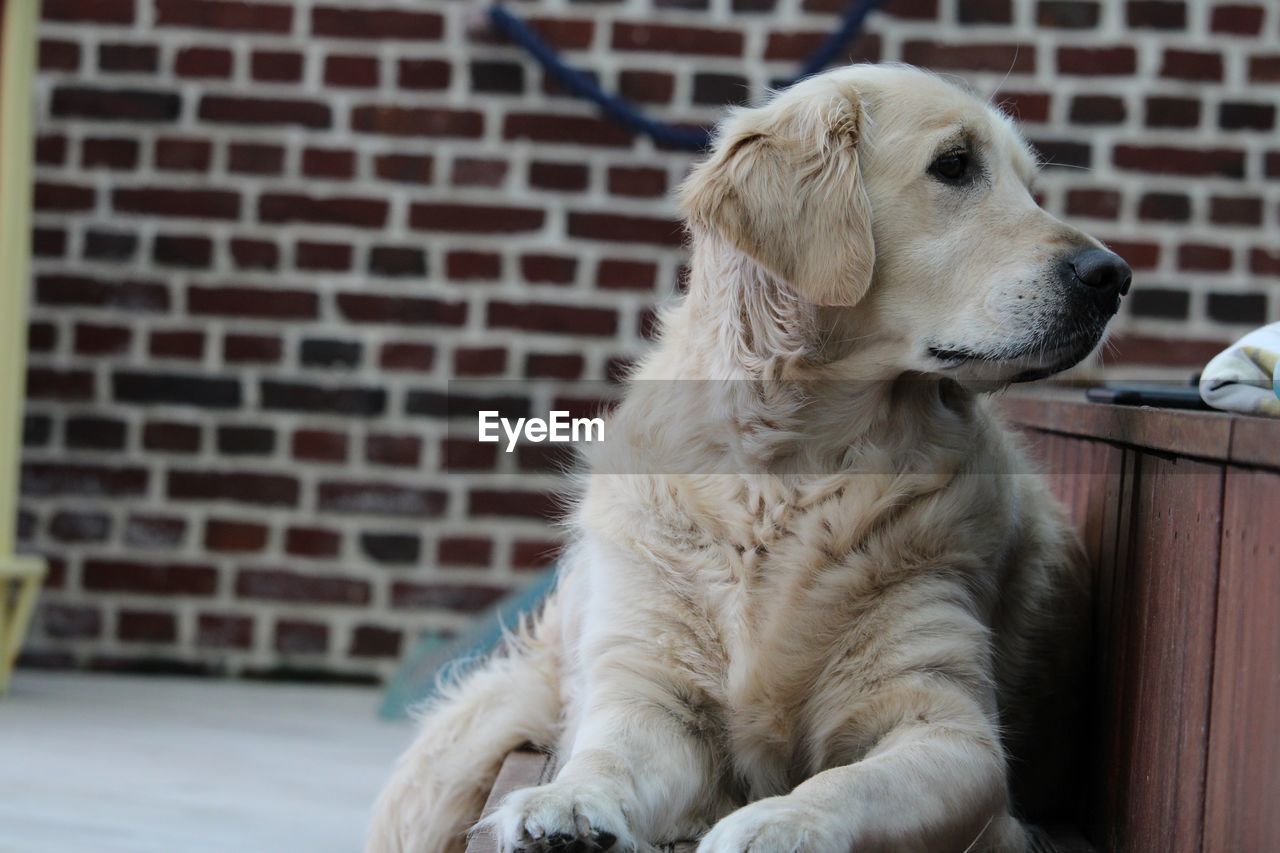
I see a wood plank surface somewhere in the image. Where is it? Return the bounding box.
[1203,469,1280,853]
[1093,453,1223,853]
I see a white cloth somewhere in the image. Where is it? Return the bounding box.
[1199,322,1280,417]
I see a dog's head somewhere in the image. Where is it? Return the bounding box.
[680,63,1130,384]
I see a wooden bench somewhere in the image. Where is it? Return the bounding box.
[466,391,1280,853]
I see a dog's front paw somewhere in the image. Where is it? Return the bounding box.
[696,797,841,853]
[484,781,632,853]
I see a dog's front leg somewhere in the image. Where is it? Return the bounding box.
[485,659,720,853]
[698,685,1025,853]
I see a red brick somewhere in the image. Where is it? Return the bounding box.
[36,135,68,166]
[350,626,402,658]
[292,429,348,463]
[525,353,584,379]
[608,167,666,198]
[1145,96,1201,128]
[325,55,379,88]
[487,301,618,337]
[49,511,112,543]
[83,560,217,595]
[995,91,1051,123]
[153,234,213,268]
[285,526,342,559]
[379,343,435,372]
[611,22,743,56]
[390,582,506,613]
[205,519,270,552]
[446,251,501,281]
[155,138,212,172]
[1209,196,1263,226]
[1211,4,1264,34]
[271,621,326,654]
[73,323,130,355]
[37,274,168,311]
[337,294,466,326]
[295,240,353,271]
[35,181,95,212]
[200,95,330,128]
[904,41,1035,72]
[1100,334,1229,367]
[453,347,507,377]
[224,333,282,363]
[452,158,508,188]
[114,187,239,219]
[618,71,674,104]
[1161,49,1224,81]
[443,439,498,471]
[228,143,284,175]
[26,368,95,401]
[189,286,317,320]
[316,481,446,518]
[1127,0,1186,28]
[512,539,562,569]
[1248,56,1280,83]
[352,106,482,138]
[167,470,300,506]
[505,113,632,148]
[52,86,180,121]
[150,330,205,360]
[118,610,177,643]
[155,0,293,33]
[44,0,135,24]
[1057,46,1136,75]
[1249,249,1280,276]
[1103,239,1160,270]
[143,422,201,453]
[125,514,187,548]
[311,6,442,39]
[398,59,451,90]
[98,42,158,72]
[525,17,594,49]
[567,211,684,246]
[251,49,304,82]
[197,613,254,650]
[175,46,232,78]
[437,537,493,567]
[411,203,543,234]
[40,39,81,71]
[42,604,103,639]
[22,462,148,497]
[83,137,139,169]
[366,434,422,467]
[597,259,658,291]
[521,255,578,285]
[260,193,387,228]
[529,161,589,192]
[1178,244,1233,271]
[1113,145,1245,178]
[374,153,434,184]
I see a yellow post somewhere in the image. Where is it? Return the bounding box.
[0,0,47,694]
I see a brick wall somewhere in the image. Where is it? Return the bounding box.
[19,0,1280,680]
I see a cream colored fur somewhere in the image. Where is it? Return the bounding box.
[368,64,1104,853]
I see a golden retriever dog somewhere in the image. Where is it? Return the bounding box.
[368,63,1131,853]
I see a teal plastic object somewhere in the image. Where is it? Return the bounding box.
[378,568,558,720]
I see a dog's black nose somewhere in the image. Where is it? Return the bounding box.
[1069,247,1132,298]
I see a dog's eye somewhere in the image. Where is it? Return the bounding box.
[929,151,971,183]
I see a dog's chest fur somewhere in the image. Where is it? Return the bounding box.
[580,464,1009,799]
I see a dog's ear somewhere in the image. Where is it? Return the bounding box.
[679,82,875,308]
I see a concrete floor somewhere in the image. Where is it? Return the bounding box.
[0,671,413,853]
